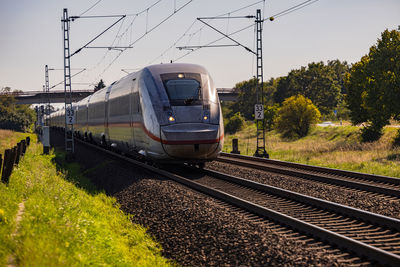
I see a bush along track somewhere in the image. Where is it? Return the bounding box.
[0,135,171,266]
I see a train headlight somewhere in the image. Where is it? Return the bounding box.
[169,116,175,122]
[203,110,210,122]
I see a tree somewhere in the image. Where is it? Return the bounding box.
[274,61,346,115]
[0,87,36,131]
[275,95,321,139]
[225,112,245,134]
[94,79,106,92]
[230,77,277,120]
[264,104,279,131]
[345,28,400,142]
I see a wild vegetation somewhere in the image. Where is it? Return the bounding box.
[0,87,36,132]
[222,26,400,147]
[223,123,400,178]
[274,95,321,139]
[0,131,171,266]
[345,27,400,142]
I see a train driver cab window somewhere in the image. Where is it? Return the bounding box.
[161,73,202,106]
[165,79,200,103]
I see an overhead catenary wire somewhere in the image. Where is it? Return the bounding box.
[267,0,319,20]
[91,0,195,83]
[49,69,87,90]
[79,0,104,16]
[171,0,321,62]
[74,0,167,83]
[149,0,265,64]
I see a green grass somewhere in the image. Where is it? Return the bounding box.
[0,129,29,155]
[0,132,172,266]
[223,123,400,178]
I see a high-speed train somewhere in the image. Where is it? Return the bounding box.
[50,63,224,165]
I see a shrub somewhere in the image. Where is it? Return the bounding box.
[264,104,279,131]
[393,129,400,147]
[225,112,245,134]
[275,95,321,139]
[0,88,36,132]
[360,124,383,142]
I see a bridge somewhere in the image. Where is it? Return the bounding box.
[4,88,238,105]
[8,90,93,105]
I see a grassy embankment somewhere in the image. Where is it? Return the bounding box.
[0,129,171,266]
[223,123,400,178]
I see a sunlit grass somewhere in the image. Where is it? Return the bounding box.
[0,133,172,266]
[223,123,400,178]
[0,129,29,155]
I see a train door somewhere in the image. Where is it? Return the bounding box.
[133,81,145,150]
[130,78,137,148]
[104,86,112,139]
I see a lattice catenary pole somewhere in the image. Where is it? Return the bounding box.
[62,8,74,155]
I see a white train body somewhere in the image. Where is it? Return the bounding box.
[50,63,224,163]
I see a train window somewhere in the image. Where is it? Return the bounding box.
[164,79,200,105]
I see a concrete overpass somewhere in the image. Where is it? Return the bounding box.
[6,88,238,105]
[10,90,93,105]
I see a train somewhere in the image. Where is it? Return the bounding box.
[49,63,224,166]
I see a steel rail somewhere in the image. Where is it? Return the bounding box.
[218,153,400,198]
[74,139,400,266]
[220,152,400,185]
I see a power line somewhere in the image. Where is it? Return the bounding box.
[70,15,127,57]
[171,0,321,62]
[172,23,254,62]
[149,0,265,64]
[79,0,104,16]
[268,0,319,20]
[91,0,195,82]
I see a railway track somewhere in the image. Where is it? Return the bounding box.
[75,139,400,266]
[217,152,400,199]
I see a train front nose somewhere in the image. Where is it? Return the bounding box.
[160,123,222,160]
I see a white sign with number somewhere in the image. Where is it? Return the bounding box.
[254,104,264,120]
[65,106,75,124]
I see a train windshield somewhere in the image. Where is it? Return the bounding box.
[165,79,200,103]
[161,73,202,105]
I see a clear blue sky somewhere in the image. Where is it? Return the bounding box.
[0,0,399,92]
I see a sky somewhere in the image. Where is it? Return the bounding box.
[0,0,399,93]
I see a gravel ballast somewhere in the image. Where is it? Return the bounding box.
[207,161,400,219]
[50,133,346,266]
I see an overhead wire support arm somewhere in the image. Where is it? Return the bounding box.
[177,44,239,50]
[50,68,87,90]
[197,15,255,20]
[70,15,127,57]
[197,18,256,54]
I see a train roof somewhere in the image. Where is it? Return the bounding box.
[145,63,208,76]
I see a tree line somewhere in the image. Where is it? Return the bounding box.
[224,27,400,143]
[0,87,36,132]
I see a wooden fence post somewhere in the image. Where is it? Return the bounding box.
[21,140,26,156]
[15,142,22,165]
[1,149,12,183]
[0,153,2,180]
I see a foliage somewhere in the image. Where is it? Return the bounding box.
[345,27,400,142]
[264,104,279,131]
[274,61,348,114]
[392,129,400,147]
[94,79,106,92]
[275,95,321,139]
[0,134,171,266]
[225,112,245,134]
[230,77,277,120]
[222,124,400,178]
[0,87,36,132]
